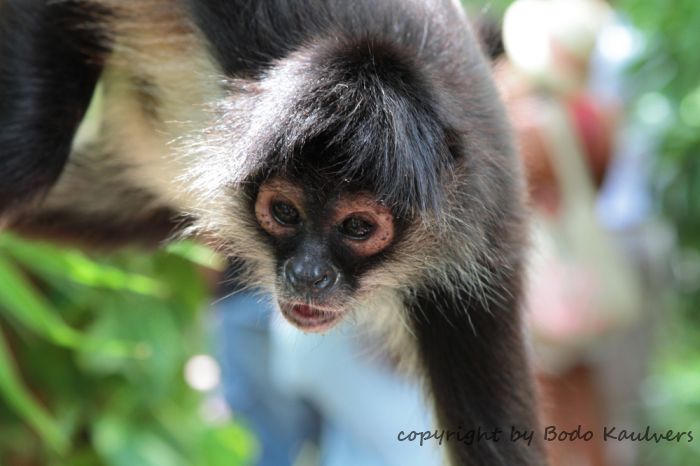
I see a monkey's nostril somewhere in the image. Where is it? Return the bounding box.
[314,274,327,287]
[311,264,337,291]
[313,273,332,290]
[284,260,300,287]
[292,260,305,278]
[286,259,337,293]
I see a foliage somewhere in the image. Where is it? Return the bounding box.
[640,319,700,465]
[619,0,700,253]
[0,234,257,466]
[616,0,700,464]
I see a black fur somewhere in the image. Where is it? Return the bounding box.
[10,208,183,249]
[255,40,452,218]
[0,0,109,213]
[194,0,458,217]
[184,0,426,77]
[412,265,545,465]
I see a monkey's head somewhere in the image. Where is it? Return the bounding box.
[184,30,519,334]
[186,42,439,332]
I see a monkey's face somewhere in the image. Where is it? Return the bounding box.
[252,177,397,332]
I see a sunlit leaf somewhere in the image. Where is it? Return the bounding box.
[0,255,83,349]
[0,253,155,363]
[198,424,259,466]
[0,234,165,296]
[165,242,225,271]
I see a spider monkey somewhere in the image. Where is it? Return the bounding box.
[0,1,546,464]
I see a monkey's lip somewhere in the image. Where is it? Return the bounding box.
[279,302,345,333]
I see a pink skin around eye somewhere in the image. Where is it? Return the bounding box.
[255,179,304,237]
[333,194,395,256]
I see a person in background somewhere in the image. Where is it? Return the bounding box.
[500,1,669,465]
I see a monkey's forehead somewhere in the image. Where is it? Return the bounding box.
[243,110,453,218]
[250,169,384,207]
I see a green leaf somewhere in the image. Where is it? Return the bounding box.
[0,255,83,349]
[77,297,181,399]
[198,424,259,466]
[0,330,68,455]
[0,256,139,362]
[93,416,188,466]
[0,235,165,297]
[165,242,224,271]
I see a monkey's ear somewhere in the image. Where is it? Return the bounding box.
[0,0,108,214]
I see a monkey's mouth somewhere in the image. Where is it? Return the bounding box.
[279,302,345,333]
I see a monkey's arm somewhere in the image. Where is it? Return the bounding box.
[412,266,546,466]
[0,0,107,213]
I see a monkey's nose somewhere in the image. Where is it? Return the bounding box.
[285,259,338,294]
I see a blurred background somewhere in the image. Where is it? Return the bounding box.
[1,0,699,465]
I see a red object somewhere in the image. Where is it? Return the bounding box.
[567,93,613,187]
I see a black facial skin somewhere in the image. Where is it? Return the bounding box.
[251,168,403,306]
[251,166,403,334]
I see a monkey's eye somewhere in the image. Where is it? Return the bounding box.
[271,201,300,226]
[339,216,375,240]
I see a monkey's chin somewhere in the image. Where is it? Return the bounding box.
[279,302,345,333]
